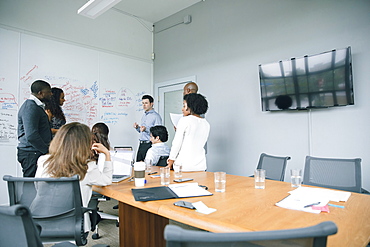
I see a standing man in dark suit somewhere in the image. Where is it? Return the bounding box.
[17,80,53,177]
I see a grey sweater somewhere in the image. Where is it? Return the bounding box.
[17,99,52,154]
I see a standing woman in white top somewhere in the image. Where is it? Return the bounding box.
[35,122,113,233]
[167,93,210,171]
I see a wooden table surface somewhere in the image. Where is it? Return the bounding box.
[93,168,370,247]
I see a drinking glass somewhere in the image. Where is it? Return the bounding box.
[254,169,265,189]
[144,159,152,173]
[214,172,226,192]
[173,163,182,178]
[160,167,170,185]
[290,169,302,187]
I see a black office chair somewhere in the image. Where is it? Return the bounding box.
[0,204,108,247]
[303,156,368,193]
[0,204,44,247]
[252,153,291,181]
[3,175,101,246]
[164,221,338,247]
[156,155,169,167]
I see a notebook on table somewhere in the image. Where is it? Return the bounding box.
[132,183,213,201]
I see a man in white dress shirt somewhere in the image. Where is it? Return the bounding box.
[145,125,170,166]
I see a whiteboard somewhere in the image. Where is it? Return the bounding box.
[0,27,152,201]
[0,28,19,145]
[17,33,151,149]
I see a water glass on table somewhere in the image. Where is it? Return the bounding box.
[214,171,226,192]
[290,169,302,187]
[160,167,170,185]
[254,169,265,189]
[173,163,182,178]
[144,159,152,173]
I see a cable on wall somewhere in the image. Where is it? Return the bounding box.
[112,7,153,32]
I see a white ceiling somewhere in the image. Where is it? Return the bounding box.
[112,0,202,23]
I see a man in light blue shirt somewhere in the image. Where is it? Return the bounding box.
[133,95,162,161]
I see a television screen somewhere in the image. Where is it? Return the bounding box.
[259,47,354,111]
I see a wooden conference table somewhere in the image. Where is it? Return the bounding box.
[93,168,370,247]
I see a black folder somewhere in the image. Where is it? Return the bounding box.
[132,185,212,202]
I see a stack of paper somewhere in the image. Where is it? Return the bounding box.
[289,187,351,202]
[276,187,350,214]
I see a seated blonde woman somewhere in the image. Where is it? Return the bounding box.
[35,122,113,233]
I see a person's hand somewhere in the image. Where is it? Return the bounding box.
[167,159,174,169]
[45,109,52,121]
[140,126,146,132]
[133,122,139,129]
[92,143,111,161]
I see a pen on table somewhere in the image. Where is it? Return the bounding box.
[303,202,321,208]
[148,172,157,175]
[328,203,345,209]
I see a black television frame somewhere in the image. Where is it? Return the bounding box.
[259,47,354,111]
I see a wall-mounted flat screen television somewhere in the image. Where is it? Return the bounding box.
[259,47,354,111]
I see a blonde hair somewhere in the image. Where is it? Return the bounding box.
[45,122,92,180]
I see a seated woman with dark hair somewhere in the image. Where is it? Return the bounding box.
[167,93,210,172]
[35,122,113,233]
[91,122,111,163]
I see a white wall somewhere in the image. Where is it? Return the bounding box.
[153,0,370,190]
[0,0,152,60]
[0,0,153,205]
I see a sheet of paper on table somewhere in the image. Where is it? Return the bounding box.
[169,183,213,198]
[275,187,350,214]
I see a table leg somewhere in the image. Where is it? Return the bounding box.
[119,202,169,247]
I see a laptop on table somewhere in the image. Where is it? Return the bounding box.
[98,150,134,183]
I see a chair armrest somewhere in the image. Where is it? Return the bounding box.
[32,209,74,219]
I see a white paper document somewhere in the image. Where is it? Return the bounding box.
[276,195,329,214]
[170,113,183,127]
[288,187,351,202]
[169,183,213,198]
[275,187,350,214]
[192,201,217,214]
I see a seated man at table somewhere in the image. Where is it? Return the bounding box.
[144,125,170,166]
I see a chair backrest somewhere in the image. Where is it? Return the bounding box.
[164,221,337,247]
[257,153,291,181]
[3,175,88,246]
[0,204,43,247]
[303,156,362,193]
[156,156,169,167]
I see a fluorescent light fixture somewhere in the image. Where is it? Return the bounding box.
[78,0,122,19]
